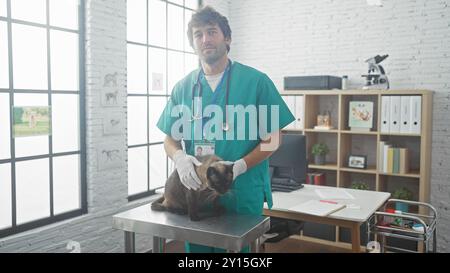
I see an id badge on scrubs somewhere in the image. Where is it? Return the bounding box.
[194,140,215,156]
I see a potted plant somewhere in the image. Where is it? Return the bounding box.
[350,181,369,191]
[312,143,329,165]
[392,187,413,212]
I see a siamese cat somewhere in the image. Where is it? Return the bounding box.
[151,155,234,221]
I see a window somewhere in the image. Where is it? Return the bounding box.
[126,0,199,199]
[0,0,85,238]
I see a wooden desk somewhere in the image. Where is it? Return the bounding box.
[263,184,390,252]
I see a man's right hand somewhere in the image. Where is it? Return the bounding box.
[173,150,202,190]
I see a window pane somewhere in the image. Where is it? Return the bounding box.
[0,22,8,88]
[50,30,79,91]
[148,0,166,47]
[127,44,147,94]
[148,47,166,95]
[184,9,194,53]
[49,0,78,30]
[127,0,146,44]
[53,154,80,215]
[167,50,184,92]
[16,158,50,224]
[169,0,183,6]
[149,144,166,190]
[14,93,49,158]
[128,146,148,195]
[149,96,166,143]
[0,93,10,160]
[52,94,79,153]
[185,0,198,9]
[11,0,46,24]
[12,24,48,90]
[127,96,147,145]
[184,53,198,75]
[167,4,184,51]
[0,0,6,17]
[0,163,11,229]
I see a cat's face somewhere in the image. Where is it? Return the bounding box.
[206,162,234,194]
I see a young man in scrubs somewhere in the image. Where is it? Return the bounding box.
[156,6,295,252]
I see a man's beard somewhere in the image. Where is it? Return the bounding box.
[199,43,228,65]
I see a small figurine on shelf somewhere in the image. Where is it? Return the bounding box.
[314,111,334,130]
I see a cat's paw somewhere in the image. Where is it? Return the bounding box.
[214,205,226,216]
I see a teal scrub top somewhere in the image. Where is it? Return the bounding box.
[157,61,295,215]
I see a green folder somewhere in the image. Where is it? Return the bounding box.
[393,148,400,174]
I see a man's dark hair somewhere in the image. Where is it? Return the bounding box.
[187,6,232,52]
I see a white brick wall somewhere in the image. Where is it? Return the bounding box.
[206,0,450,252]
[203,0,230,17]
[2,0,448,253]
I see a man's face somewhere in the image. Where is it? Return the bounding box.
[192,24,230,64]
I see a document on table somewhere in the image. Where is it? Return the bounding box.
[315,188,355,200]
[288,200,346,216]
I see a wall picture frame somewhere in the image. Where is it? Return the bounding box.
[348,155,367,169]
[12,106,51,138]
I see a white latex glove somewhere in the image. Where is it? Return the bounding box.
[173,150,202,190]
[219,159,247,181]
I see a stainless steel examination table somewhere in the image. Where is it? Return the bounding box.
[112,203,270,253]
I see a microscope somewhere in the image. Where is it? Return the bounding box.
[361,54,389,90]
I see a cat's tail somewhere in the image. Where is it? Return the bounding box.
[151,196,166,211]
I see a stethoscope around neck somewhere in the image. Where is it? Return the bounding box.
[190,60,232,132]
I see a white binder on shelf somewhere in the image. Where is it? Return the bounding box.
[381,96,390,133]
[400,96,411,133]
[282,95,296,130]
[295,96,304,129]
[389,96,401,133]
[410,96,422,134]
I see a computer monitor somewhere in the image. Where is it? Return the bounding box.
[269,133,307,183]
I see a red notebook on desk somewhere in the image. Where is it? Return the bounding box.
[288,200,346,216]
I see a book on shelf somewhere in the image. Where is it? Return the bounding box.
[306,172,326,185]
[380,142,410,174]
[387,148,394,173]
[383,143,391,173]
[399,148,410,174]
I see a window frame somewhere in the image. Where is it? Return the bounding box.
[127,0,200,201]
[0,0,87,238]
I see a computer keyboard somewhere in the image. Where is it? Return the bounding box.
[271,177,304,192]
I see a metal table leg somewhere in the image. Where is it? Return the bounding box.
[153,236,165,253]
[125,231,135,253]
[250,238,260,253]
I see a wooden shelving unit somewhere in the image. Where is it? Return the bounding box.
[281,89,433,249]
